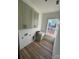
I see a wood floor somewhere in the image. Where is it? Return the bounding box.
[20,39,54,59]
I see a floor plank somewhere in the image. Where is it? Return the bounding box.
[20,39,53,59]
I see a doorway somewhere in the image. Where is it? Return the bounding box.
[46,19,60,37]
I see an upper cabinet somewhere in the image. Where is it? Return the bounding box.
[18,0,39,29]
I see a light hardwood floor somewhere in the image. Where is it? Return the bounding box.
[20,39,54,59]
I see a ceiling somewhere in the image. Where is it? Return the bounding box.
[22,0,60,13]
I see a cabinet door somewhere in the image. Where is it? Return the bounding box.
[22,2,32,28]
[32,10,39,28]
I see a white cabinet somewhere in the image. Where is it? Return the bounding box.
[18,0,39,29]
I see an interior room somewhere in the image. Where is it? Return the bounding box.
[18,0,60,59]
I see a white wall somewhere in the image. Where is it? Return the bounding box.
[41,11,60,33]
[38,13,42,30]
[52,26,60,59]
